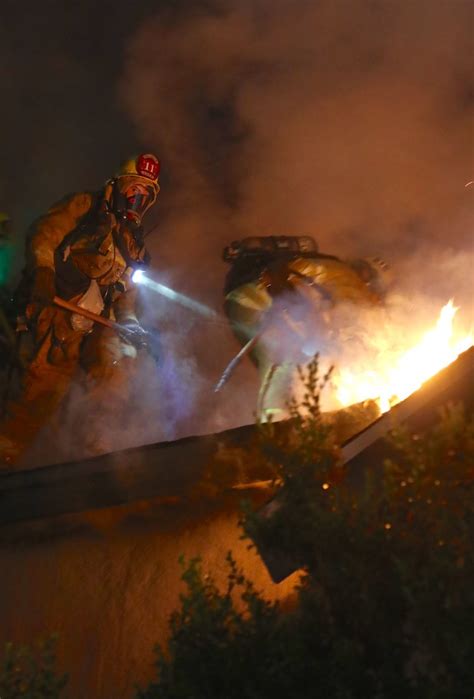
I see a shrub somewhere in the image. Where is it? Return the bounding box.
[138,356,473,698]
[0,636,67,699]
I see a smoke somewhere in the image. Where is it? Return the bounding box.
[2,0,473,462]
[121,0,472,253]
[115,0,473,435]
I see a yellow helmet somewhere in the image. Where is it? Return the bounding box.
[116,153,160,193]
[112,154,161,223]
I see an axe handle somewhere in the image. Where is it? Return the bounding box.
[53,295,118,330]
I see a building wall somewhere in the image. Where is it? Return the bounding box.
[0,494,299,698]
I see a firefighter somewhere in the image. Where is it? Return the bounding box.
[0,153,160,467]
[222,236,388,419]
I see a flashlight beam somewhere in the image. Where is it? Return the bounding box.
[133,271,218,320]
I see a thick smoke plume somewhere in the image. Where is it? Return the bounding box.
[121,0,472,257]
[117,0,473,437]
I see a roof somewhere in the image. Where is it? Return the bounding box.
[0,348,472,532]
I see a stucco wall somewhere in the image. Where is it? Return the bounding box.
[0,495,299,699]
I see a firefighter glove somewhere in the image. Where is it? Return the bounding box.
[119,321,149,350]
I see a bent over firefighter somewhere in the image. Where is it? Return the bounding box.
[222,235,391,419]
[0,153,161,467]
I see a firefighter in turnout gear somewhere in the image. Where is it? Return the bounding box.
[0,154,160,467]
[222,236,389,419]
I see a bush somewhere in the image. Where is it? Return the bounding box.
[0,636,67,699]
[138,358,474,699]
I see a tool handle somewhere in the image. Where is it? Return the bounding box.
[214,333,260,393]
[53,296,157,355]
[53,296,117,330]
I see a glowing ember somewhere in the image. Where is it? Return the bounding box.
[333,301,473,413]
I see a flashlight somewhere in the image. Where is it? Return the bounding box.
[132,269,145,284]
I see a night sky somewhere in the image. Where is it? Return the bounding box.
[0,0,472,454]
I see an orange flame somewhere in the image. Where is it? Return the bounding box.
[332,300,473,413]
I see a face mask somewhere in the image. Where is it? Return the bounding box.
[114,180,158,224]
[125,189,153,219]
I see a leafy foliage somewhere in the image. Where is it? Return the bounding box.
[137,554,288,699]
[0,636,67,699]
[138,355,474,698]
